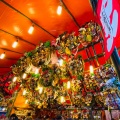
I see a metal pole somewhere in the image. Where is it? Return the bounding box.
[111,47,120,80]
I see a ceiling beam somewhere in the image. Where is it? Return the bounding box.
[0,29,36,47]
[5,57,18,60]
[0,67,10,68]
[60,0,80,28]
[0,47,23,54]
[0,0,56,38]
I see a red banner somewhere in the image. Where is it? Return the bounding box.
[97,0,120,60]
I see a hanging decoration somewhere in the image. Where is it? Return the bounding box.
[78,21,102,47]
[10,21,120,111]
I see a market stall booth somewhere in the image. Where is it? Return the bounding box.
[0,0,120,120]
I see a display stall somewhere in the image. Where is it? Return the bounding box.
[0,0,120,120]
[4,21,120,119]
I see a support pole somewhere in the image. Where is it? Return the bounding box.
[111,47,120,80]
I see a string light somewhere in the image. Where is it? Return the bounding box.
[25,99,28,104]
[22,73,27,79]
[0,52,5,59]
[13,76,17,82]
[58,59,64,66]
[67,81,71,89]
[57,5,62,15]
[90,65,94,74]
[23,89,27,95]
[35,68,39,74]
[28,25,34,34]
[60,96,65,103]
[39,87,43,94]
[12,40,18,48]
[2,107,6,111]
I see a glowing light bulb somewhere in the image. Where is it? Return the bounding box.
[12,41,18,48]
[67,81,71,89]
[57,5,62,15]
[28,25,34,34]
[58,59,63,66]
[60,96,65,103]
[25,99,28,104]
[13,76,17,82]
[90,65,94,74]
[23,73,27,79]
[0,53,5,59]
[39,87,43,94]
[2,107,6,111]
[37,101,40,104]
[23,89,27,95]
[35,68,39,74]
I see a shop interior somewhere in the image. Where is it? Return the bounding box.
[0,0,120,119]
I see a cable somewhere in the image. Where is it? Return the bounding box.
[0,0,56,38]
[0,48,22,54]
[0,29,36,47]
[60,0,80,28]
